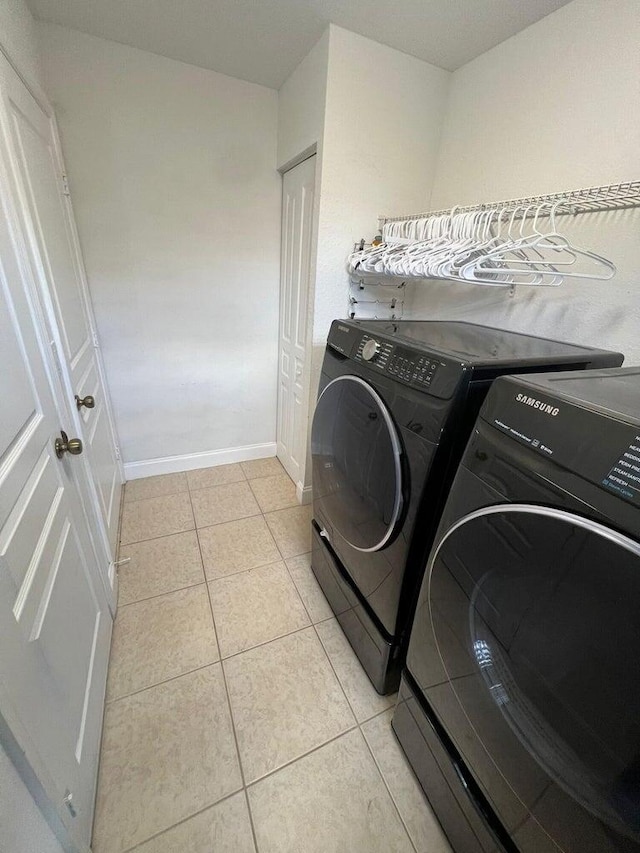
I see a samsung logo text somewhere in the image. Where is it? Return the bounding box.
[515,393,560,416]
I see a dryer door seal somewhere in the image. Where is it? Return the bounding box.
[311,375,403,552]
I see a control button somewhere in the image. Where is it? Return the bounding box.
[362,339,381,361]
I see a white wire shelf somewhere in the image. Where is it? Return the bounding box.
[378,180,640,228]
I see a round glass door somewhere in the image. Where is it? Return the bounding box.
[428,504,640,850]
[311,375,403,552]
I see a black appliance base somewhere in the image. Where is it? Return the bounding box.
[311,524,401,695]
[392,673,512,853]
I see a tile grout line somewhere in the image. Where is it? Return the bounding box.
[122,461,291,505]
[358,703,398,726]
[123,487,190,505]
[234,503,311,851]
[218,622,311,663]
[279,553,364,732]
[103,614,356,708]
[217,640,262,853]
[201,547,316,588]
[245,475,300,515]
[311,619,361,724]
[116,478,260,852]
[187,472,247,493]
[122,470,416,851]
[201,500,311,661]
[278,546,365,728]
[123,467,295,546]
[119,524,197,548]
[118,577,206,608]
[119,502,302,548]
[211,508,369,793]
[242,788,259,853]
[121,786,245,852]
[234,503,325,852]
[116,578,207,610]
[113,572,324,701]
[195,514,277,536]
[309,619,417,852]
[202,555,287,585]
[359,719,421,853]
[186,483,263,853]
[111,463,301,853]
[105,659,219,705]
[101,636,403,843]
[192,505,283,584]
[276,533,400,733]
[280,540,418,851]
[244,720,360,790]
[185,461,288,495]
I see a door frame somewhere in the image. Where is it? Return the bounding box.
[277,146,319,503]
[0,51,124,613]
[51,109,125,599]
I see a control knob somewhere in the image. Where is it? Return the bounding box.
[362,339,381,361]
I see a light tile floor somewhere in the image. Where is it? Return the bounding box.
[93,459,451,853]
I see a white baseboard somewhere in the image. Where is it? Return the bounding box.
[296,482,313,505]
[123,442,277,480]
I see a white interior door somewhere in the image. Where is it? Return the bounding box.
[0,161,111,851]
[0,57,122,589]
[277,155,315,492]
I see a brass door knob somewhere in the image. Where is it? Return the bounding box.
[75,394,95,410]
[55,430,83,458]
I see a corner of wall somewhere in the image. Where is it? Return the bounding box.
[423,70,453,212]
[0,0,48,107]
[276,26,329,170]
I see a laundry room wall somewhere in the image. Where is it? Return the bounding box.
[279,23,450,350]
[38,24,282,477]
[277,29,329,170]
[315,25,449,477]
[0,0,44,99]
[314,25,450,346]
[277,25,450,491]
[408,0,640,363]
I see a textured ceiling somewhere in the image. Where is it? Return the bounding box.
[28,0,573,89]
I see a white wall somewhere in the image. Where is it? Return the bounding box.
[410,0,640,363]
[314,25,450,344]
[38,24,282,473]
[277,26,450,491]
[277,30,329,170]
[0,0,44,98]
[276,32,329,498]
[279,24,450,347]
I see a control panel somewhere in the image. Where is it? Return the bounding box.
[354,334,443,391]
[355,335,393,370]
[482,378,640,508]
[388,349,440,388]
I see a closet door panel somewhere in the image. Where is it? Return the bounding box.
[0,168,111,851]
[0,57,122,569]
